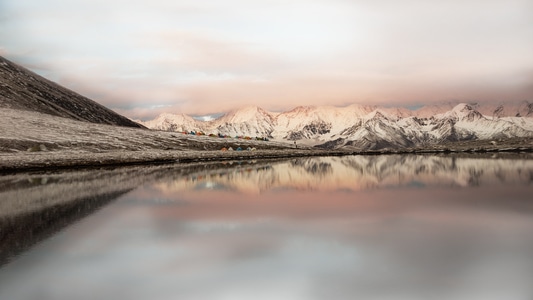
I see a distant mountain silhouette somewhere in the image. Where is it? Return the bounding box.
[0,56,143,128]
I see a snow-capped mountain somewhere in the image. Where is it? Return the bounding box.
[211,106,276,137]
[273,104,376,141]
[476,101,533,119]
[142,113,206,132]
[141,101,533,150]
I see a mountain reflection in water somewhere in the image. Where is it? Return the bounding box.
[153,155,533,194]
[1,155,533,300]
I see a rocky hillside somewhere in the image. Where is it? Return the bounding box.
[0,56,142,128]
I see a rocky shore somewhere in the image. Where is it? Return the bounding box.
[2,143,533,173]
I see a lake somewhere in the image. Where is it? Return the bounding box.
[1,155,533,300]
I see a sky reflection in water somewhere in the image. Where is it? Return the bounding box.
[1,155,533,300]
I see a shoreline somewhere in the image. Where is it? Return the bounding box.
[2,108,533,173]
[2,146,533,173]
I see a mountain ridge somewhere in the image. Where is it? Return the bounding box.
[142,101,533,150]
[0,55,143,128]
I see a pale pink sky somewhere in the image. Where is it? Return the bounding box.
[1,0,532,119]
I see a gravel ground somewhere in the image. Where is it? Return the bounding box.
[0,108,317,171]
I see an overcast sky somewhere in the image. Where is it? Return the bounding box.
[1,0,532,119]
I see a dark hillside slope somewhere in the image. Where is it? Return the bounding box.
[0,56,143,128]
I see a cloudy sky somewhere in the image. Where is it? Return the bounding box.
[1,0,532,119]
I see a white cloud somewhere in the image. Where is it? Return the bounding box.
[1,0,532,119]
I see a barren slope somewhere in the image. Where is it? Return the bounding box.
[0,56,142,128]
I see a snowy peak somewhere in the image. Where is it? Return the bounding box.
[372,107,412,120]
[285,105,317,115]
[437,103,483,122]
[217,106,275,124]
[413,103,456,118]
[275,104,377,139]
[142,113,203,132]
[518,101,533,117]
[476,101,533,118]
[213,106,275,137]
[365,110,392,121]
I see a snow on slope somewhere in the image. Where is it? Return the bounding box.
[412,103,456,118]
[274,104,377,141]
[476,101,533,119]
[143,102,533,150]
[142,113,205,133]
[431,104,533,140]
[212,106,275,137]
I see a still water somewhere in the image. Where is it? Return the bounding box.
[1,155,533,300]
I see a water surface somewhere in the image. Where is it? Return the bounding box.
[1,155,533,300]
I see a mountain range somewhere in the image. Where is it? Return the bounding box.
[142,102,533,150]
[2,54,532,152]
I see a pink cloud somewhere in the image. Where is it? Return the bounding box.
[4,0,532,120]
